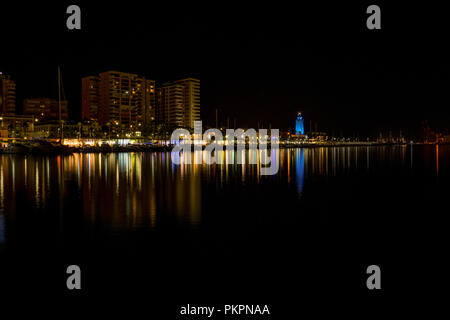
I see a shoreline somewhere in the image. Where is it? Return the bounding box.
[0,141,445,155]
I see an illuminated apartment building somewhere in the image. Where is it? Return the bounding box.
[156,78,200,129]
[23,98,69,121]
[0,73,16,115]
[82,71,156,129]
[81,76,100,121]
[156,82,184,128]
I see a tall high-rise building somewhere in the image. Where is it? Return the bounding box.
[156,82,185,128]
[143,78,156,127]
[23,98,69,121]
[156,78,200,129]
[0,73,16,115]
[176,78,200,128]
[81,76,99,120]
[82,71,156,129]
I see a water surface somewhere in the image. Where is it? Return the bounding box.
[0,145,448,299]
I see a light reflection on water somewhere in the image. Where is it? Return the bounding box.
[0,145,446,244]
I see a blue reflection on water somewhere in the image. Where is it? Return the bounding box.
[296,149,305,195]
[0,214,5,244]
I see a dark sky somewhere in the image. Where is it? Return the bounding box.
[1,1,450,137]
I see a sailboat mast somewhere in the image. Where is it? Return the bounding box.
[58,66,63,142]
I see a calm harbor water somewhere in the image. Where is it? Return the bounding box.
[0,145,447,233]
[0,145,448,302]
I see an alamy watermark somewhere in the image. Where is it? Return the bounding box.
[170,121,279,175]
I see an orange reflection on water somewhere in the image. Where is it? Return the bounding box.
[436,144,439,175]
[0,145,447,234]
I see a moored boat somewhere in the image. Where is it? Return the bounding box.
[2,143,31,154]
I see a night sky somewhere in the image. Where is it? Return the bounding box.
[1,1,450,137]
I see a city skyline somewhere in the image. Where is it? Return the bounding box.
[1,2,450,313]
[1,2,450,136]
[2,65,450,139]
[1,70,200,128]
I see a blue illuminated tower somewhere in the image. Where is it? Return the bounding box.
[295,112,304,135]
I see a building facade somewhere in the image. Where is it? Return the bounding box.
[156,78,200,129]
[82,71,156,130]
[156,82,184,128]
[23,98,69,121]
[0,73,16,115]
[0,115,35,138]
[81,76,100,121]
